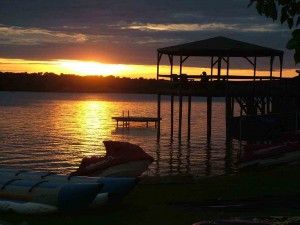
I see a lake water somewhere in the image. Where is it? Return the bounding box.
[0,91,240,177]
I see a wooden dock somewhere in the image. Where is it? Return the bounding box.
[112,114,161,128]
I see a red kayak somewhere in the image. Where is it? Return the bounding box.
[71,141,154,177]
[240,131,300,169]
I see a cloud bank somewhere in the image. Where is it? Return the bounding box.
[0,0,294,68]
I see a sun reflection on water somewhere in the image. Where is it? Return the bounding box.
[75,101,115,157]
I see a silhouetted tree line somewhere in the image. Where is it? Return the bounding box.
[0,72,172,93]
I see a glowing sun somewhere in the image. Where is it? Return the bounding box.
[59,60,127,76]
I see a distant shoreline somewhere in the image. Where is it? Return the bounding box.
[0,72,168,94]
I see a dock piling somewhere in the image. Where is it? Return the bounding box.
[179,95,183,141]
[157,94,161,141]
[188,95,191,141]
[226,97,233,141]
[207,96,212,143]
[171,95,174,140]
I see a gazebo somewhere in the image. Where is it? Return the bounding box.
[156,36,284,81]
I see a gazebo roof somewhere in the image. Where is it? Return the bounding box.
[157,36,284,57]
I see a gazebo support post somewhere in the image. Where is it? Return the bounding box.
[279,55,283,78]
[156,52,162,80]
[244,56,257,81]
[226,56,229,80]
[211,57,219,81]
[254,56,257,81]
[210,57,214,81]
[270,56,274,79]
[217,56,222,81]
[180,56,189,74]
[180,56,183,76]
[168,54,173,81]
[222,56,229,80]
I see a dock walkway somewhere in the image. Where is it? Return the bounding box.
[112,115,161,128]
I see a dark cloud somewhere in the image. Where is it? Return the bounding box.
[0,0,295,68]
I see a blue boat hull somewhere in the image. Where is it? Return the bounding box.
[0,169,138,212]
[0,177,100,213]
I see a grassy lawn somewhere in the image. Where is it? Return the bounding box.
[1,166,300,225]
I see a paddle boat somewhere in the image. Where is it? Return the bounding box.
[239,131,300,169]
[70,141,154,177]
[0,170,138,214]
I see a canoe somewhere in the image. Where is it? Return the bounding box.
[70,141,154,177]
[0,177,100,214]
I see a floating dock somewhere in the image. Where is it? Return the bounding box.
[112,113,161,128]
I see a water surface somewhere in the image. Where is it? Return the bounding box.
[0,91,240,176]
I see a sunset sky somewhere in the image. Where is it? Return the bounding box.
[0,0,297,78]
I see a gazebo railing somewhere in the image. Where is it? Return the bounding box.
[157,74,281,82]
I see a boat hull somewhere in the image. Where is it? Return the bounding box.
[0,177,100,213]
[87,160,152,177]
[71,141,154,177]
[0,169,137,205]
